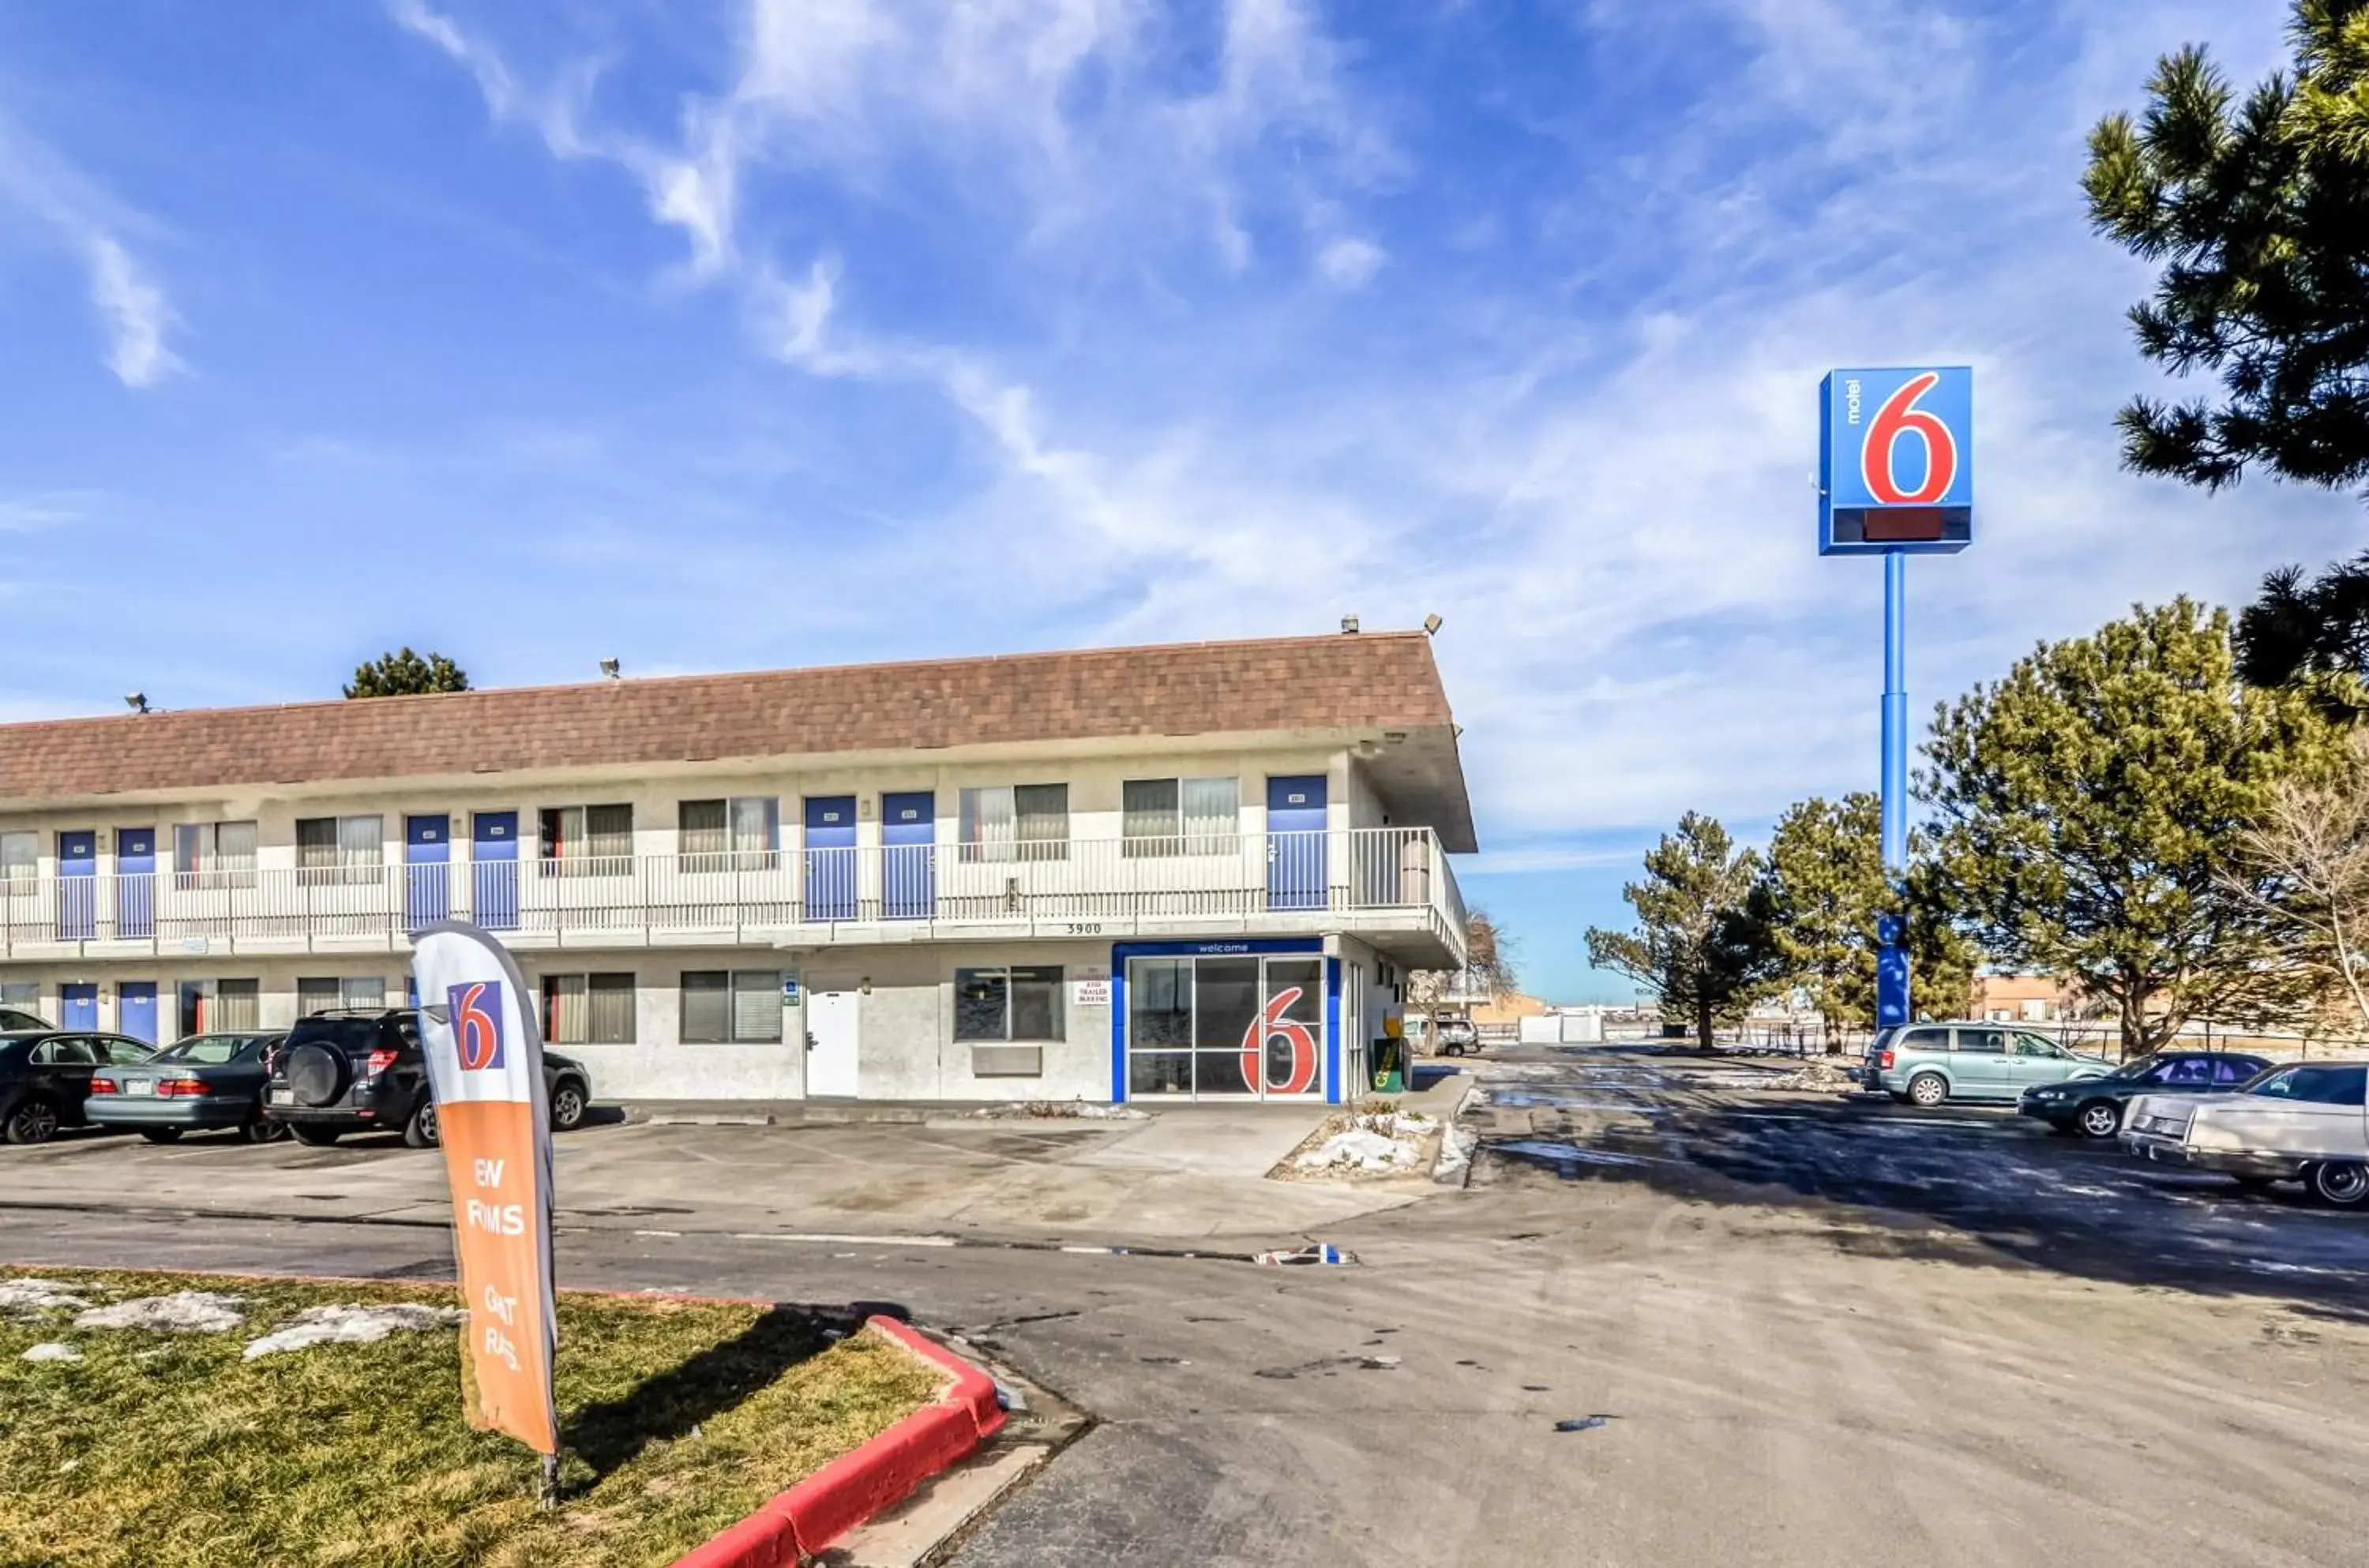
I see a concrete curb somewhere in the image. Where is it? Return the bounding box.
[670,1315,1008,1568]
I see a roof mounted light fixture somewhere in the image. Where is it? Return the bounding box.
[124,692,148,714]
[599,658,621,679]
[1340,615,1360,635]
[1423,613,1444,636]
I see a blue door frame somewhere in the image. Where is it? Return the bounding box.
[472,812,518,931]
[60,982,97,1030]
[1265,776,1328,911]
[804,797,858,921]
[1108,940,1340,1105]
[405,815,451,930]
[880,791,935,919]
[116,828,156,939]
[117,981,158,1045]
[57,832,96,940]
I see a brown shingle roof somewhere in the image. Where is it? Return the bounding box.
[0,634,1467,831]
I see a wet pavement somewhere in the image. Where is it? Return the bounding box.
[1464,1042,2369,1300]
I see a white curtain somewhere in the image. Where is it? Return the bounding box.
[960,786,1016,861]
[1181,777,1239,850]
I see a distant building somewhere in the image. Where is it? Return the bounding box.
[1976,972,2079,1023]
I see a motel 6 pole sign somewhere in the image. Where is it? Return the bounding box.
[1819,367,1974,1030]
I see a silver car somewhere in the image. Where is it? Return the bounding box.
[1860,1022,2114,1106]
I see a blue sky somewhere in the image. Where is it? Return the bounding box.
[0,1,2350,1003]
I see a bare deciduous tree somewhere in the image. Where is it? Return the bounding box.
[1408,908,1519,1011]
[2228,736,2369,1032]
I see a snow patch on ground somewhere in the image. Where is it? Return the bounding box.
[0,1279,93,1315]
[74,1292,246,1334]
[1291,1109,1438,1175]
[972,1101,1151,1121]
[243,1304,464,1360]
[21,1342,81,1363]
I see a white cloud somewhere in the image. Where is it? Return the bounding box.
[0,114,182,388]
[1316,236,1384,288]
[85,238,181,388]
[386,0,2333,856]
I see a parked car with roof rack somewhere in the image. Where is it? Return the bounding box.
[1859,1022,2114,1106]
[0,1030,159,1145]
[84,1030,291,1143]
[2121,1060,2369,1206]
[261,1007,594,1147]
[2019,1048,2271,1139]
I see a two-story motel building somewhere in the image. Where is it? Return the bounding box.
[0,632,1473,1105]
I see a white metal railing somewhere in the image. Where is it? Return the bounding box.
[0,827,1465,958]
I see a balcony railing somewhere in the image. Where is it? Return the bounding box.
[0,827,1465,962]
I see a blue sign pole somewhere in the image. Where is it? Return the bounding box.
[1819,366,1973,1033]
[1876,549,1910,1027]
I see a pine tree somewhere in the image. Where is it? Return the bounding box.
[2082,2,2369,497]
[1920,601,2344,1056]
[344,647,471,699]
[1586,813,1781,1051]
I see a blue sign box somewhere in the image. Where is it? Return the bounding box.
[1819,366,1973,555]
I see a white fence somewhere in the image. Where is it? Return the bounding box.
[0,827,1464,958]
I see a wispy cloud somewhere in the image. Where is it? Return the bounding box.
[0,113,182,388]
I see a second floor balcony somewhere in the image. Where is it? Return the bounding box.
[0,826,1467,970]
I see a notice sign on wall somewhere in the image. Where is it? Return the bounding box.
[1070,965,1112,1010]
[411,922,560,1459]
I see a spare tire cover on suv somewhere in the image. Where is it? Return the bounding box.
[285,1042,351,1108]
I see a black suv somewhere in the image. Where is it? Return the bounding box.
[261,1009,594,1147]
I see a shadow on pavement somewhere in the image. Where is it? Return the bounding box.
[1477,1048,2369,1323]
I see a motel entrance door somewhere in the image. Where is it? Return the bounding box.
[1123,947,1326,1101]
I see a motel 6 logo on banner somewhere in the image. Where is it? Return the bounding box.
[412,922,560,1459]
[1819,366,1975,556]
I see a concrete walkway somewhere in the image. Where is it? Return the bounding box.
[0,1094,1452,1249]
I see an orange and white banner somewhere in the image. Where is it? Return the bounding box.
[412,922,559,1457]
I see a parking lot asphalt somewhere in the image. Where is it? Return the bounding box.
[1463,1045,2369,1303]
[9,1045,2369,1566]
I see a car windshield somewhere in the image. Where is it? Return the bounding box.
[2104,1054,2164,1082]
[2242,1063,2369,1102]
[153,1035,260,1067]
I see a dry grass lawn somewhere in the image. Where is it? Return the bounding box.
[0,1267,945,1568]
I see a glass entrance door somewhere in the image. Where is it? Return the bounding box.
[1126,953,1325,1100]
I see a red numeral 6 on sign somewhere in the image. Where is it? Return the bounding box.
[1862,371,1957,505]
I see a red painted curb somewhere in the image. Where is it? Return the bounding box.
[671,1315,1008,1568]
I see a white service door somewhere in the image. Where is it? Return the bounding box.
[806,987,860,1098]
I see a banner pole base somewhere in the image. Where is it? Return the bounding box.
[540,1452,561,1510]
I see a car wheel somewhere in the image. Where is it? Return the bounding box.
[2075,1101,2123,1139]
[1907,1072,1949,1108]
[2308,1161,2369,1207]
[287,1123,342,1147]
[241,1115,287,1145]
[3,1098,61,1146]
[405,1101,439,1150]
[549,1082,588,1132]
[137,1127,183,1144]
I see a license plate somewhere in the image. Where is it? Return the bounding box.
[125,1079,153,1096]
[270,1088,294,1106]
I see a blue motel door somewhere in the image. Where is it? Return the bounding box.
[406,815,450,930]
[1266,777,1328,911]
[61,982,97,1030]
[880,792,935,919]
[118,981,157,1045]
[116,827,156,939]
[57,831,96,940]
[805,797,858,921]
[471,812,518,931]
